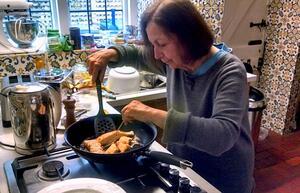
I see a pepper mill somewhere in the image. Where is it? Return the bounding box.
[62,95,76,129]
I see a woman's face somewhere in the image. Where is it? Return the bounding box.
[146,22,190,70]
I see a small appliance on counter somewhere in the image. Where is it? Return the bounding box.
[0,0,46,55]
[0,74,35,127]
[3,82,61,154]
[0,69,72,128]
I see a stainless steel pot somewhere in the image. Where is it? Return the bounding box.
[4,82,61,155]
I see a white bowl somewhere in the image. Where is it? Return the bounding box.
[107,66,140,94]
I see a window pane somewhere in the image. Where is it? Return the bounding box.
[28,0,53,32]
[70,12,89,34]
[69,0,123,34]
[69,0,88,11]
[31,12,53,30]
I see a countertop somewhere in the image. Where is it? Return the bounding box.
[106,72,256,107]
[0,95,220,193]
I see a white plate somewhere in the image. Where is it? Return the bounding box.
[37,178,126,193]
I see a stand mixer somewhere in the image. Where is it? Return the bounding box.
[0,0,46,54]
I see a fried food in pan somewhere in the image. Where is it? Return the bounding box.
[116,141,131,153]
[83,139,104,153]
[83,130,137,154]
[105,143,119,154]
[97,130,134,145]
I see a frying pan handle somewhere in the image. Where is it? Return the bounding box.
[143,151,193,169]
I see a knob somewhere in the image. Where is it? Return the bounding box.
[169,168,180,192]
[190,186,207,193]
[159,163,170,177]
[179,177,190,193]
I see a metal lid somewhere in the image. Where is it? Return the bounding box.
[9,82,47,94]
[34,68,64,81]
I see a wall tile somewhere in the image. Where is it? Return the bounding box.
[259,0,300,134]
[0,50,93,78]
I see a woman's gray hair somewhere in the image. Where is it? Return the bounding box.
[140,0,214,64]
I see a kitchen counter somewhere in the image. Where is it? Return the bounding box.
[106,72,256,107]
[0,99,221,193]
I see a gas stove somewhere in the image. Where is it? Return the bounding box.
[4,146,206,193]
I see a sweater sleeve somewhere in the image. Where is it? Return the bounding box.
[108,45,167,76]
[162,59,250,156]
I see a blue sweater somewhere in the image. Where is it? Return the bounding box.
[109,45,255,193]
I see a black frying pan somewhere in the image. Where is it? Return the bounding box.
[64,114,193,169]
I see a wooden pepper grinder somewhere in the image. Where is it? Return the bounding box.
[63,94,76,129]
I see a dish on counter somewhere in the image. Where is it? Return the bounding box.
[37,178,126,193]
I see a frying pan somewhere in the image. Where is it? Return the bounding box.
[64,114,193,169]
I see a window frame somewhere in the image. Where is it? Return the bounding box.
[51,0,138,35]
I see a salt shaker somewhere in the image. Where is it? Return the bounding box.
[62,95,76,128]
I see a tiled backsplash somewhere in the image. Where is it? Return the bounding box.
[0,50,93,77]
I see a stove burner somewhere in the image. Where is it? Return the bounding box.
[37,160,70,181]
[43,160,64,177]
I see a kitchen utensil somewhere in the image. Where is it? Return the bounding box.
[37,178,126,193]
[5,82,61,155]
[94,78,116,136]
[117,120,124,130]
[107,66,140,94]
[64,114,193,169]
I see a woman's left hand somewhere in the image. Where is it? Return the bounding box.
[121,100,168,129]
[121,100,152,123]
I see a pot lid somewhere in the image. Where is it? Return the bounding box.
[114,66,137,74]
[9,82,47,94]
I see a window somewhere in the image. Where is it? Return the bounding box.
[26,0,126,35]
[23,0,139,36]
[69,0,124,34]
[28,0,54,32]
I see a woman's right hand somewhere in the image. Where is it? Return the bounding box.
[87,48,119,82]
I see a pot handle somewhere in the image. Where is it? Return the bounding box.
[143,150,193,169]
[48,86,62,127]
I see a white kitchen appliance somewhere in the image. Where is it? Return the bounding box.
[0,0,45,54]
[0,70,73,128]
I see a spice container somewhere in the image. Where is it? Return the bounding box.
[62,95,76,129]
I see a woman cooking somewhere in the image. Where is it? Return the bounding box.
[87,0,255,192]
